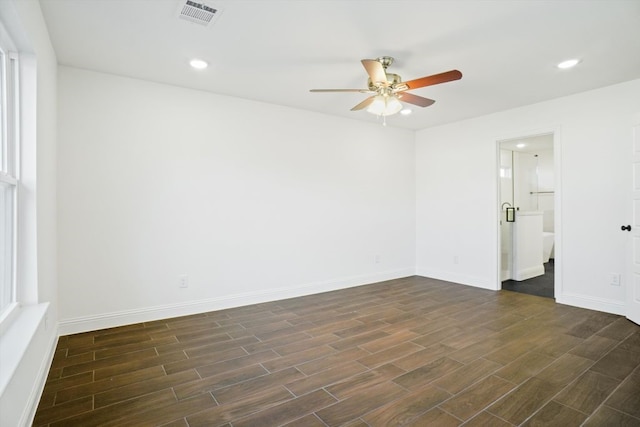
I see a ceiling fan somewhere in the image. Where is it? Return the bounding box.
[310,56,462,119]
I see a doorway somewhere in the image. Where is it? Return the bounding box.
[498,133,556,298]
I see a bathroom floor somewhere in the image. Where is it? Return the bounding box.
[502,259,554,299]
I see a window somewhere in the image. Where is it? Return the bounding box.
[0,39,18,318]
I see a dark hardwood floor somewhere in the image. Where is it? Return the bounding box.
[34,276,640,426]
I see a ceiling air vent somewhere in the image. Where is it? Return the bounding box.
[177,0,222,26]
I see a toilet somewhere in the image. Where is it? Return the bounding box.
[542,232,555,263]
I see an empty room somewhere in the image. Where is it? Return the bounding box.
[1,1,640,426]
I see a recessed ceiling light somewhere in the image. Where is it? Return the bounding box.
[557,59,580,69]
[400,109,412,115]
[516,143,526,148]
[189,59,208,70]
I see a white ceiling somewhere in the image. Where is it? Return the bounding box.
[39,0,640,130]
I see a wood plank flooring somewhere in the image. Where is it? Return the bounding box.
[34,276,640,426]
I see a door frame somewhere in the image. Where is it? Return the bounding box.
[495,126,562,299]
[628,122,640,325]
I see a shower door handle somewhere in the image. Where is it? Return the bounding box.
[621,225,631,231]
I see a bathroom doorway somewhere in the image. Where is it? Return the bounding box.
[498,133,556,298]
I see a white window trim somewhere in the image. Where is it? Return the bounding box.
[0,25,20,328]
[0,5,53,425]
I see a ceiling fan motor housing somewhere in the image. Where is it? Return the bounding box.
[368,73,402,91]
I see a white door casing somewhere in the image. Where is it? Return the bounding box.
[629,124,640,325]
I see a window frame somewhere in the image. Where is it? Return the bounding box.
[0,38,20,323]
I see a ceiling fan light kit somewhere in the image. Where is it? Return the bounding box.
[310,56,462,122]
[367,94,403,116]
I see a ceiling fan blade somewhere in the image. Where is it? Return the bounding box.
[397,92,436,107]
[351,96,376,111]
[310,89,372,93]
[361,59,387,86]
[401,70,462,90]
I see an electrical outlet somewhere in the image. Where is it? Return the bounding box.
[611,273,621,286]
[179,274,189,288]
[374,255,381,264]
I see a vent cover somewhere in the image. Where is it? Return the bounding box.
[177,0,222,26]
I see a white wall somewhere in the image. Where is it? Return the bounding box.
[0,1,58,426]
[416,78,640,314]
[57,67,416,333]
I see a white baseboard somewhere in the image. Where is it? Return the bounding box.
[21,323,58,427]
[58,268,416,335]
[415,268,498,291]
[396,268,627,317]
[556,292,626,316]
